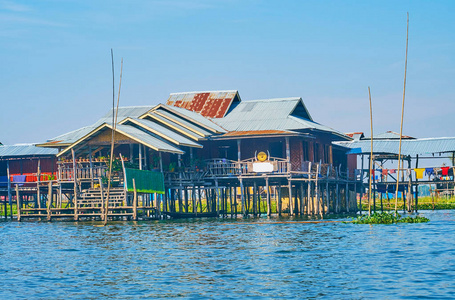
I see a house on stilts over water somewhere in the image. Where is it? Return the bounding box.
[10,90,361,221]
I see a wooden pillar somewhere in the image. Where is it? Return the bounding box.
[6,160,12,219]
[315,164,320,215]
[89,145,94,187]
[239,179,245,216]
[15,184,21,222]
[288,180,293,216]
[237,139,241,161]
[47,181,53,221]
[132,178,137,221]
[266,177,271,216]
[215,179,220,216]
[300,182,305,215]
[233,186,238,215]
[326,167,330,214]
[192,185,196,214]
[184,187,189,213]
[277,183,282,216]
[307,181,312,214]
[253,181,257,216]
[71,149,79,221]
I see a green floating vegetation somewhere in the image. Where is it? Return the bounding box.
[351,212,429,224]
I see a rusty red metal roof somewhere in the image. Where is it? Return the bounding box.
[166,90,240,119]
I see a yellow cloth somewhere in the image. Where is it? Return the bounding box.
[415,168,425,179]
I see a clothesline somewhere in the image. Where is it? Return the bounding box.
[355,166,454,180]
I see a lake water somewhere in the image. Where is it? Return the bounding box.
[1,210,455,299]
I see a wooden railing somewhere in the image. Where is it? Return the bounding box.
[58,163,108,181]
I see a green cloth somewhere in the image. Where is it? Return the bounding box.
[124,168,165,194]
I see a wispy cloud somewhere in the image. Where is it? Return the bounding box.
[0,0,31,12]
[0,13,67,27]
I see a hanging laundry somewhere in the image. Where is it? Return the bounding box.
[382,169,388,175]
[442,167,450,176]
[414,168,425,179]
[425,168,434,177]
[390,169,396,174]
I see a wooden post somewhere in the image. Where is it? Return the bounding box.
[229,187,234,218]
[240,178,245,216]
[307,181,312,214]
[277,183,282,216]
[266,177,271,216]
[89,145,94,188]
[326,166,330,214]
[300,182,305,215]
[215,179,220,216]
[253,181,257,217]
[192,185,196,214]
[132,178,137,221]
[47,181,53,221]
[315,164,320,215]
[71,149,79,221]
[99,178,105,220]
[7,160,12,219]
[139,145,143,170]
[233,186,238,216]
[288,180,293,216]
[184,187,189,213]
[37,159,41,210]
[15,184,21,222]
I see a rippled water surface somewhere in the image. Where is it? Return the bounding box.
[1,210,455,299]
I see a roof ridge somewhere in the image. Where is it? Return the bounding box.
[169,90,237,95]
[244,97,301,102]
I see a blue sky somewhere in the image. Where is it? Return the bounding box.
[1,0,454,145]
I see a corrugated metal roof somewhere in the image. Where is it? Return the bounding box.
[166,90,239,118]
[0,144,58,158]
[220,130,293,137]
[337,137,455,156]
[123,118,202,148]
[44,106,155,146]
[115,124,184,154]
[161,105,227,133]
[144,113,205,140]
[371,131,415,140]
[153,109,213,137]
[213,98,350,140]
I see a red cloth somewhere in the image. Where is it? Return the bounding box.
[442,167,450,176]
[382,169,388,175]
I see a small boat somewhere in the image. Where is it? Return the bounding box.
[163,211,219,219]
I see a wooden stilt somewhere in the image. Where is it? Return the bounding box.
[71,149,79,221]
[47,181,53,221]
[288,180,293,216]
[266,177,271,216]
[278,183,282,216]
[132,178,137,221]
[15,184,21,221]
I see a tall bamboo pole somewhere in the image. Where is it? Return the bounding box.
[395,13,409,213]
[368,86,373,216]
[104,51,123,225]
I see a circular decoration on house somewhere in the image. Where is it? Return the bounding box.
[257,151,268,162]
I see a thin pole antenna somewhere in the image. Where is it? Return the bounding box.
[368,86,373,216]
[395,12,409,213]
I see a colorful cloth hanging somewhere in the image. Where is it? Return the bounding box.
[414,168,425,179]
[382,169,388,175]
[442,167,450,176]
[389,169,396,174]
[425,168,435,177]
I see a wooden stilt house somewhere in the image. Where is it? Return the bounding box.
[33,90,359,220]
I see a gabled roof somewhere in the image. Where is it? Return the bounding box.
[212,97,349,141]
[40,106,155,148]
[166,90,240,118]
[57,123,184,157]
[142,112,206,141]
[0,144,58,158]
[120,118,203,148]
[149,104,227,133]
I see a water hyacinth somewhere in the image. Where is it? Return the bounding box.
[351,212,430,224]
